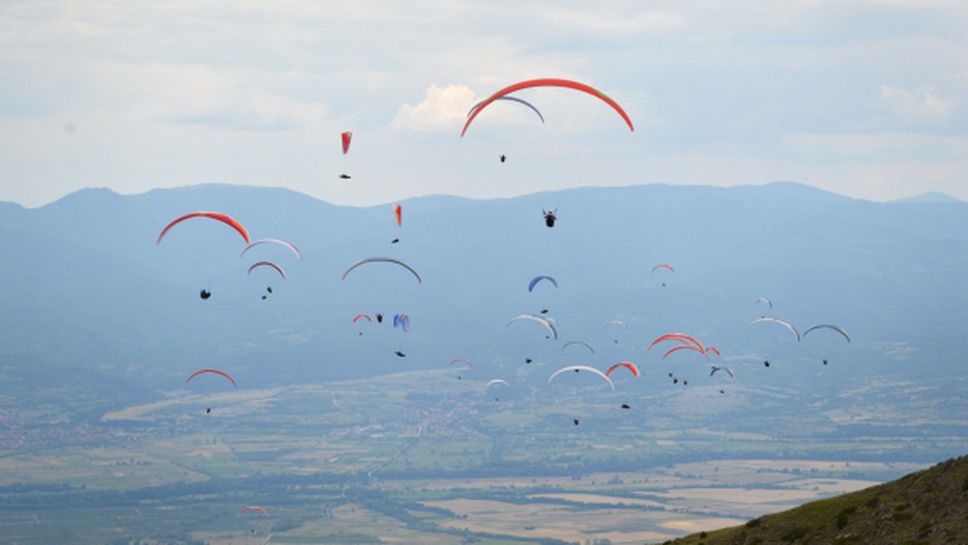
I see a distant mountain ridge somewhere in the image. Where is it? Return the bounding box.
[667,454,968,545]
[890,191,962,203]
[1,180,966,396]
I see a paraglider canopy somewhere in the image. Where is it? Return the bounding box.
[605,361,639,378]
[462,78,634,136]
[467,95,546,124]
[157,212,250,245]
[341,257,422,284]
[803,324,851,343]
[240,505,268,516]
[241,239,302,261]
[528,275,558,292]
[341,131,352,155]
[186,368,238,389]
[561,340,595,354]
[507,314,558,340]
[548,365,616,391]
[747,317,801,342]
[247,261,286,279]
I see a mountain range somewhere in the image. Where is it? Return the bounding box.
[1,181,966,413]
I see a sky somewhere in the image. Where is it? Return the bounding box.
[1,0,966,207]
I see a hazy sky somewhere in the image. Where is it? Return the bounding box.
[1,1,966,207]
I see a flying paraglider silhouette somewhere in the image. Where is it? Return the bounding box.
[543,209,557,228]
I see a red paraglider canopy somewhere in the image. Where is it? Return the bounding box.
[157,212,250,245]
[393,204,402,227]
[341,131,352,155]
[239,505,268,516]
[462,78,634,136]
[605,361,639,378]
[647,333,706,353]
[186,368,238,389]
[662,344,708,360]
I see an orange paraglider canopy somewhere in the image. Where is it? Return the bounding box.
[462,78,634,136]
[157,212,250,245]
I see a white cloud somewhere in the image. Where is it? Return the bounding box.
[2,1,968,205]
[392,84,477,131]
[879,85,957,123]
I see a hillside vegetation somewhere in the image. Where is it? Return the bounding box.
[665,455,968,545]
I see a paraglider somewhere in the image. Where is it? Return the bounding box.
[340,131,353,179]
[647,333,706,354]
[603,319,628,330]
[206,408,211,414]
[764,360,771,368]
[507,314,558,340]
[747,317,801,342]
[393,204,402,227]
[548,366,615,391]
[500,154,506,163]
[341,131,352,155]
[620,404,630,410]
[525,358,533,364]
[663,344,708,360]
[352,313,372,323]
[461,78,634,136]
[342,257,422,283]
[528,276,558,292]
[199,289,211,300]
[376,313,384,323]
[391,238,399,244]
[157,212,250,245]
[605,361,639,379]
[651,263,675,274]
[247,261,286,279]
[542,208,558,228]
[709,366,735,379]
[240,506,269,516]
[486,379,510,391]
[393,313,410,332]
[757,297,773,309]
[240,239,303,261]
[561,340,595,354]
[467,95,546,124]
[449,358,472,368]
[186,368,237,389]
[802,324,851,343]
[573,419,580,426]
[706,346,721,357]
[394,351,406,358]
[823,359,829,366]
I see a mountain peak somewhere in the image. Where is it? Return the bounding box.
[891,191,962,203]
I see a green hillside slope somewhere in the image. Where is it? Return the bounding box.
[665,455,968,545]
